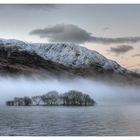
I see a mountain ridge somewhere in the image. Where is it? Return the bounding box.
[0,38,129,71]
[0,38,139,84]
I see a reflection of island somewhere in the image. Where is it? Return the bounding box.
[6,90,95,106]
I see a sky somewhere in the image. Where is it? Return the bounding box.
[0,4,140,70]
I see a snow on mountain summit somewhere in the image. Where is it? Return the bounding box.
[0,38,126,73]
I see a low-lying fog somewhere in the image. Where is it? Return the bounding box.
[0,76,140,105]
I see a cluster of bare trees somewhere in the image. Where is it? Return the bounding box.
[62,91,95,106]
[6,90,95,106]
[6,97,32,106]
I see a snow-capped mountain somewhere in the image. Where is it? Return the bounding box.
[0,38,127,73]
[0,38,139,83]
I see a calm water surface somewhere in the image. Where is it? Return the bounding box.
[0,105,140,136]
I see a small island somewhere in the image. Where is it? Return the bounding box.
[6,90,95,106]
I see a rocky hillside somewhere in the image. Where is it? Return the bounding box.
[0,38,139,83]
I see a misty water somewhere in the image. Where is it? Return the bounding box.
[0,76,140,136]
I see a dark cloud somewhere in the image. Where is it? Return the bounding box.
[30,24,91,44]
[0,4,57,11]
[110,45,134,54]
[103,27,109,31]
[91,36,140,44]
[29,24,140,44]
[132,53,140,57]
[19,4,57,11]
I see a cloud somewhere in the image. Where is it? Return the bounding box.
[19,4,57,11]
[91,36,140,44]
[127,63,140,68]
[132,53,140,57]
[29,24,140,44]
[109,45,134,54]
[0,4,57,11]
[30,24,91,44]
[103,27,109,31]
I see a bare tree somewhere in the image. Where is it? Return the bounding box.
[62,90,95,106]
[6,100,14,106]
[14,97,25,106]
[23,97,32,106]
[41,91,60,105]
[32,96,42,106]
[6,90,95,106]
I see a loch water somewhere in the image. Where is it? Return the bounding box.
[0,105,140,136]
